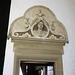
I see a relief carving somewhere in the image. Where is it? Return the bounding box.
[9,5,68,41]
[31,10,49,38]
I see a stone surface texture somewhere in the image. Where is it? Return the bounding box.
[8,5,68,75]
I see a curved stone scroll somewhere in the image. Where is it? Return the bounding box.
[8,5,68,42]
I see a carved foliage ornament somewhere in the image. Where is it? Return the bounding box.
[9,6,68,42]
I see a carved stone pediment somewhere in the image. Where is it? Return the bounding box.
[9,5,68,42]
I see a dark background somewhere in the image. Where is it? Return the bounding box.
[0,0,11,75]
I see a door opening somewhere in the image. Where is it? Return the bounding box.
[19,61,54,75]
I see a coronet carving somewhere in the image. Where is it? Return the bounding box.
[8,5,68,42]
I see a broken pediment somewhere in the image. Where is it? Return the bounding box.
[8,5,68,43]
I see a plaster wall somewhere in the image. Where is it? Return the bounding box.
[3,0,75,75]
